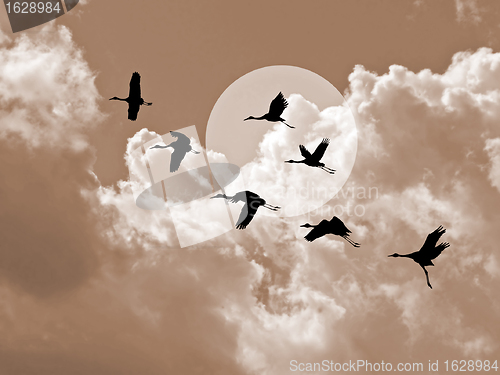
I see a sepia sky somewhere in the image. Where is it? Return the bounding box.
[0,0,500,374]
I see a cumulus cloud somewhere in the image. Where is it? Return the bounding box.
[0,24,251,375]
[0,24,103,150]
[0,24,105,300]
[95,47,500,372]
[340,47,500,359]
[97,126,237,248]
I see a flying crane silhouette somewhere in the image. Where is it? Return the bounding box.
[244,92,294,128]
[109,72,152,121]
[149,131,200,172]
[388,225,450,289]
[211,191,280,229]
[285,138,336,174]
[300,216,360,247]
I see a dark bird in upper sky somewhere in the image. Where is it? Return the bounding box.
[149,131,200,172]
[244,92,295,128]
[300,215,360,247]
[285,138,336,174]
[211,191,280,229]
[388,226,450,289]
[109,72,152,121]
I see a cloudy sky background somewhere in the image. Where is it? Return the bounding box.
[0,0,500,374]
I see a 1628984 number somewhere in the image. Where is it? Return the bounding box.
[444,360,498,372]
[5,2,61,14]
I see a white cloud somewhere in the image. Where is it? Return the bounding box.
[341,47,500,359]
[0,24,104,150]
[227,263,347,375]
[97,48,500,371]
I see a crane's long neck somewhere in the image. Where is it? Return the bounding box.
[391,253,412,258]
[150,142,174,150]
[110,97,128,102]
[158,143,173,149]
[245,115,266,121]
[211,194,231,200]
[285,160,304,164]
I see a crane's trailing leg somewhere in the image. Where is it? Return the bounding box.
[321,166,336,174]
[263,204,280,211]
[281,121,295,129]
[421,265,432,289]
[342,235,361,248]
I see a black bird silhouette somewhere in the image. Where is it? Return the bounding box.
[244,92,294,128]
[109,72,152,121]
[149,131,200,172]
[211,191,280,229]
[285,138,336,174]
[300,216,360,247]
[388,226,450,289]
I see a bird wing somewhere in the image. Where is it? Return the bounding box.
[299,145,312,159]
[304,224,325,242]
[128,102,140,121]
[129,72,141,100]
[169,148,187,172]
[311,138,330,161]
[420,226,446,252]
[229,191,248,203]
[329,216,351,234]
[268,92,288,117]
[169,131,190,143]
[236,203,258,229]
[428,242,450,260]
